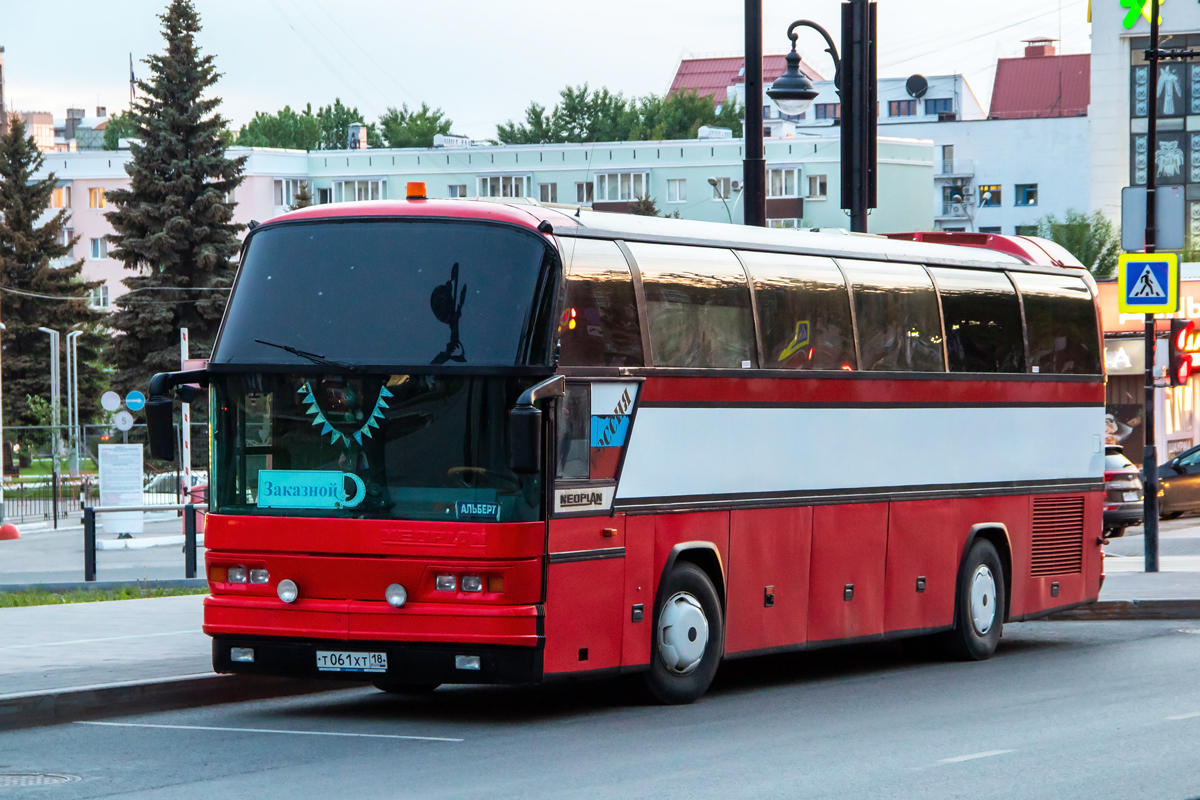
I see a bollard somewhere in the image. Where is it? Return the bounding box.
[83,506,96,582]
[184,504,197,579]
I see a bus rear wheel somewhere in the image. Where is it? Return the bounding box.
[945,538,1005,661]
[644,561,723,705]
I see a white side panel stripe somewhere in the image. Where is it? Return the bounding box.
[616,406,1104,501]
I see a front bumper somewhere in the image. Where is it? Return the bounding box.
[213,635,543,685]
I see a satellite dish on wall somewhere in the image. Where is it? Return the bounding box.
[906,75,929,99]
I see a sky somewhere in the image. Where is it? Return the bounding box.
[2,0,1092,140]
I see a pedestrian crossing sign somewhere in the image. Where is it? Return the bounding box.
[1118,252,1179,314]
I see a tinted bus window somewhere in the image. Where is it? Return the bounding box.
[214,220,557,368]
[739,251,856,370]
[839,260,945,372]
[630,243,757,369]
[1009,272,1102,374]
[928,267,1025,373]
[558,238,644,367]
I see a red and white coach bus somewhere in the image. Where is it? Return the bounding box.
[146,192,1105,704]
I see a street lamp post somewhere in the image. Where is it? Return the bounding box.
[66,330,81,477]
[765,0,877,233]
[743,0,766,227]
[38,327,60,529]
[0,321,6,525]
[708,177,734,223]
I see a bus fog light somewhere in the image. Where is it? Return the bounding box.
[385,583,408,608]
[249,569,270,584]
[230,647,255,663]
[227,566,248,584]
[277,579,298,604]
[461,575,483,593]
[436,575,456,591]
[455,655,481,671]
[487,575,504,593]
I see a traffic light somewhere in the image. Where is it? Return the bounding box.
[1170,318,1195,387]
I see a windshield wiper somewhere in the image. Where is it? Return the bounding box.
[254,339,363,372]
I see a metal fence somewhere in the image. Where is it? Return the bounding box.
[2,423,209,525]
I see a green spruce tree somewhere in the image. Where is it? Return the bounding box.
[0,117,105,428]
[104,0,245,401]
[289,181,313,211]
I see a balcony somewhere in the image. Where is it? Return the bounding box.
[936,201,972,219]
[937,159,974,178]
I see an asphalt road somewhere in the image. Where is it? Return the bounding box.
[4,620,1200,799]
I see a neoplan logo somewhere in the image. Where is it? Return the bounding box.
[559,491,606,508]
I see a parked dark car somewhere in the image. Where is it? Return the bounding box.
[1103,446,1143,537]
[1156,443,1200,519]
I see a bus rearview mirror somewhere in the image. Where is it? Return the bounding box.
[509,406,541,474]
[145,396,177,461]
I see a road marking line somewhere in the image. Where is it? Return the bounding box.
[937,750,1015,764]
[1166,711,1200,720]
[0,631,198,650]
[75,721,462,742]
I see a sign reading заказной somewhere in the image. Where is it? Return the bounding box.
[257,470,366,509]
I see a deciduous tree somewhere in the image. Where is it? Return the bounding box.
[1036,209,1120,279]
[379,103,452,148]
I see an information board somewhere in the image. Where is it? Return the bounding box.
[98,444,144,535]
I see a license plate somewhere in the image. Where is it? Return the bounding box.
[1124,492,1139,502]
[316,650,387,673]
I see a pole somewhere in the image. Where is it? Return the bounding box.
[841,0,877,233]
[180,328,191,508]
[0,319,6,525]
[743,0,766,227]
[84,505,96,582]
[184,504,197,579]
[1142,0,1161,574]
[66,331,80,477]
[38,328,60,529]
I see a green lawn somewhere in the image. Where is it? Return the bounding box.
[7,457,98,478]
[0,585,208,607]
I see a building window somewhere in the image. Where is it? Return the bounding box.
[889,100,917,117]
[925,98,954,115]
[88,285,109,310]
[52,186,71,209]
[768,219,801,229]
[317,188,332,204]
[807,174,828,198]
[768,168,799,198]
[575,182,594,204]
[763,104,774,120]
[596,172,648,202]
[1015,184,1038,206]
[334,179,386,202]
[443,184,465,198]
[273,179,302,207]
[978,184,1001,206]
[90,237,107,259]
[711,177,732,200]
[815,104,840,120]
[478,175,528,198]
[538,183,557,203]
[979,226,1002,234]
[87,188,106,209]
[1015,225,1039,236]
[941,145,955,174]
[667,178,686,203]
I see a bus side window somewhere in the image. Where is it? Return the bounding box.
[1009,272,1102,375]
[739,250,856,370]
[928,267,1025,373]
[559,239,644,367]
[630,242,757,369]
[556,383,591,480]
[839,260,945,372]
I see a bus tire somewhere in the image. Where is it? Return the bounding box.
[644,561,723,705]
[946,538,1005,661]
[371,681,440,695]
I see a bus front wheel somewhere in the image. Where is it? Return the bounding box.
[644,561,723,705]
[945,538,1005,661]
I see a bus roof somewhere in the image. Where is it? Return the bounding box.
[264,199,1084,274]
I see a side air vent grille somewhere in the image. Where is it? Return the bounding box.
[1030,495,1085,577]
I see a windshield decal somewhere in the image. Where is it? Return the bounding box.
[258,470,366,509]
[455,500,502,521]
[298,381,392,447]
[431,261,468,365]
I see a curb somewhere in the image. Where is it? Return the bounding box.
[0,579,209,594]
[0,673,361,733]
[1043,599,1200,620]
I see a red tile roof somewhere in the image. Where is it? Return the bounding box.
[989,52,1090,119]
[669,56,824,105]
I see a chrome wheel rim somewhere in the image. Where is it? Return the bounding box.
[657,591,709,675]
[970,565,997,635]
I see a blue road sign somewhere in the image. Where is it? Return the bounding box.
[1119,253,1179,314]
[125,390,146,412]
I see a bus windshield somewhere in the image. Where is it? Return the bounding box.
[212,220,558,368]
[212,373,541,522]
